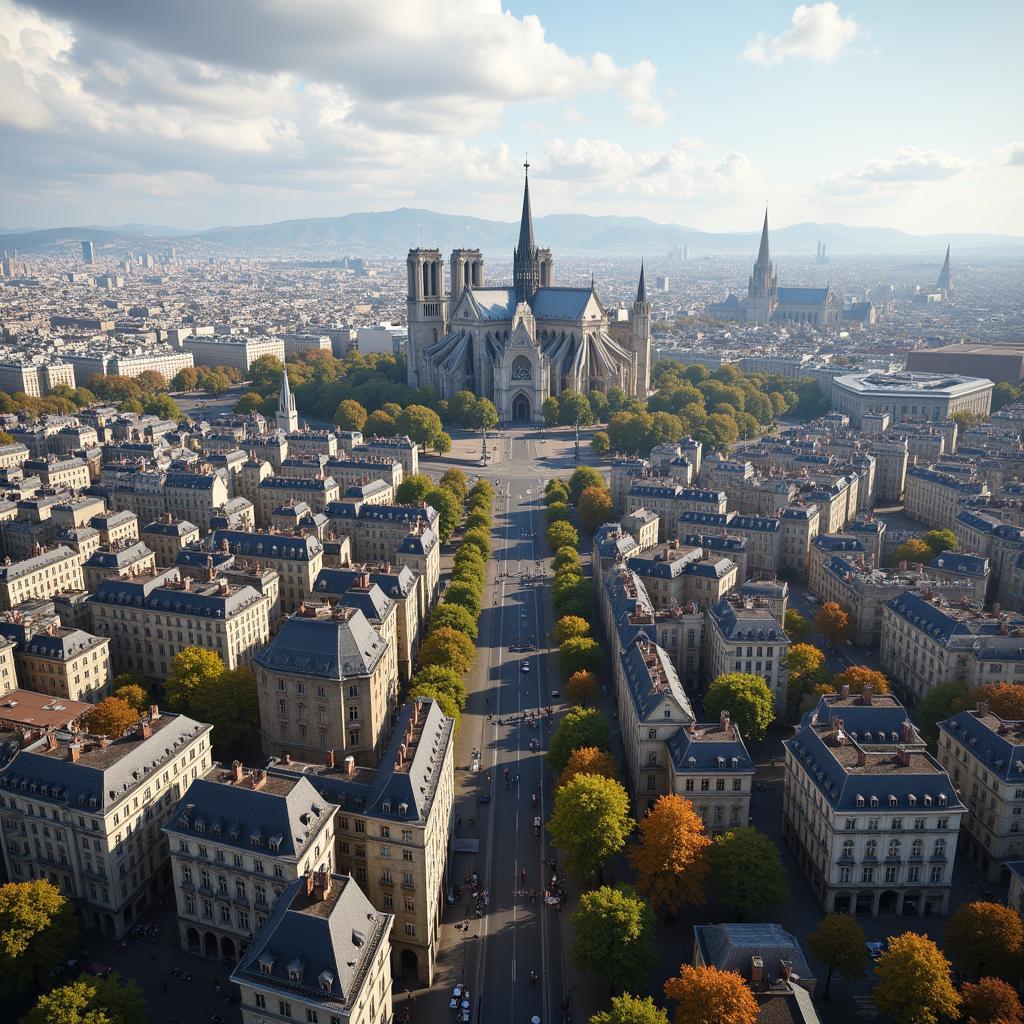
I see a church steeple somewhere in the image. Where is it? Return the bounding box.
[636,260,647,304]
[746,208,778,324]
[936,244,952,295]
[276,365,298,433]
[756,209,771,266]
[513,159,541,304]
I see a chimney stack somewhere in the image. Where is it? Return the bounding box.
[720,709,730,732]
[251,769,267,791]
[861,684,874,706]
[138,719,152,740]
[312,869,332,902]
[750,956,764,986]
[895,745,911,767]
[977,700,990,717]
[325,750,335,769]
[344,755,356,776]
[68,739,82,762]
[856,747,867,767]
[149,704,160,720]
[45,729,58,751]
[840,683,850,699]
[231,759,244,783]
[902,720,914,743]
[282,751,292,766]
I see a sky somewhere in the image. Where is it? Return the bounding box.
[0,0,1021,234]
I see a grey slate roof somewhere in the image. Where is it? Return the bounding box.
[694,923,815,985]
[254,609,386,679]
[938,710,1024,782]
[212,529,323,561]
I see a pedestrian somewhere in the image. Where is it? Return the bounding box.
[530,970,538,987]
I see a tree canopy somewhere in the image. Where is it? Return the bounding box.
[567,670,599,707]
[428,602,478,641]
[112,682,148,713]
[190,667,260,758]
[579,485,614,532]
[0,879,78,996]
[571,885,654,994]
[807,914,868,997]
[554,615,590,645]
[550,774,633,880]
[548,707,613,775]
[561,746,620,787]
[569,466,606,504]
[418,626,477,675]
[589,993,669,1024]
[708,828,788,916]
[704,674,775,742]
[832,666,890,695]
[959,977,1024,1024]
[558,636,603,678]
[663,964,758,1024]
[944,900,1024,981]
[783,609,811,643]
[84,696,140,738]
[20,974,147,1024]
[164,646,226,713]
[547,520,579,551]
[816,602,850,644]
[872,932,960,1024]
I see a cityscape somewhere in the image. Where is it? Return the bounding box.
[1,3,1024,1024]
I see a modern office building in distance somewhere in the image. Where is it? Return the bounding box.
[831,371,993,428]
[81,240,95,264]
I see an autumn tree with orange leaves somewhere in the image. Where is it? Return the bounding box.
[973,682,1024,722]
[959,976,1024,1024]
[566,670,598,707]
[815,602,850,645]
[561,746,620,787]
[832,666,890,696]
[628,795,710,915]
[663,965,758,1024]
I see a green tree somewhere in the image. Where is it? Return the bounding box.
[709,828,788,916]
[395,473,433,504]
[807,914,868,997]
[0,879,78,995]
[945,900,1024,980]
[433,430,452,455]
[407,683,460,726]
[248,354,284,393]
[333,399,368,431]
[424,486,461,543]
[235,391,266,414]
[428,602,479,641]
[171,367,201,391]
[418,626,476,674]
[542,396,561,427]
[547,501,570,523]
[569,466,606,504]
[589,390,610,422]
[461,527,491,559]
[589,992,669,1024]
[554,615,590,645]
[20,974,147,1024]
[787,644,826,685]
[704,674,775,742]
[550,775,633,880]
[443,581,482,618]
[916,680,971,749]
[579,485,614,531]
[993,381,1022,412]
[553,546,581,571]
[873,932,960,1024]
[815,602,850,645]
[364,410,397,435]
[920,529,958,559]
[784,608,811,642]
[548,706,612,776]
[409,665,466,711]
[439,468,469,504]
[591,431,611,454]
[190,667,259,757]
[467,398,499,431]
[558,636,602,677]
[559,389,595,427]
[545,482,570,505]
[571,885,654,994]
[142,394,181,420]
[449,390,478,426]
[397,404,443,449]
[547,520,579,551]
[465,510,490,533]
[164,646,226,713]
[113,682,149,713]
[892,539,934,565]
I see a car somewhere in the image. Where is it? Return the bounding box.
[520,663,530,673]
[86,963,113,978]
[865,941,885,961]
[479,793,491,804]
[551,689,559,698]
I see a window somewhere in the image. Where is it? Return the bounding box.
[255,994,266,1009]
[404,922,416,936]
[278,1002,292,1017]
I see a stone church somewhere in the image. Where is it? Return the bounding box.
[405,165,651,423]
[709,212,840,326]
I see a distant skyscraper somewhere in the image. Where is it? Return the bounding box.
[936,245,952,297]
[81,240,94,264]
[276,366,298,433]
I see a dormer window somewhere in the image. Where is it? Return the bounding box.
[258,955,274,975]
[318,971,334,994]
[870,796,879,807]
[889,795,898,807]
[382,801,391,814]
[856,795,865,807]
[287,958,303,983]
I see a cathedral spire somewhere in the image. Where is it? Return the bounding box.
[636,260,647,304]
[756,209,771,266]
[517,158,536,259]
[276,365,298,433]
[513,158,541,303]
[936,244,952,293]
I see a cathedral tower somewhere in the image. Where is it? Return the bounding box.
[276,366,298,434]
[746,210,778,324]
[449,248,483,310]
[630,261,651,399]
[406,248,447,387]
[513,161,541,304]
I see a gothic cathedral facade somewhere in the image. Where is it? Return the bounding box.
[405,165,651,424]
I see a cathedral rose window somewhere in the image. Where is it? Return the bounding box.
[511,356,532,381]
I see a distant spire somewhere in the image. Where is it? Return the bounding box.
[936,244,952,292]
[756,208,771,265]
[513,157,540,303]
[279,365,291,410]
[517,157,536,261]
[636,260,646,304]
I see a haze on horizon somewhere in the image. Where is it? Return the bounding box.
[0,0,1021,236]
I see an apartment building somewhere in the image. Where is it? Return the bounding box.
[91,510,140,547]
[353,435,418,477]
[140,517,201,567]
[2,624,112,702]
[255,604,398,766]
[230,871,393,1024]
[625,480,689,541]
[778,504,820,579]
[705,595,790,712]
[23,456,91,491]
[610,457,650,514]
[68,349,194,382]
[82,541,157,593]
[626,544,737,611]
[0,545,84,610]
[620,508,659,551]
[904,466,989,530]
[285,430,339,460]
[269,697,454,985]
[182,336,285,373]
[872,440,909,504]
[87,568,271,678]
[324,454,404,493]
[0,708,213,938]
[783,690,964,917]
[257,476,340,526]
[163,765,337,962]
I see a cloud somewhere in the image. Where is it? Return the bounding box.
[999,141,1024,167]
[741,3,859,66]
[819,147,970,195]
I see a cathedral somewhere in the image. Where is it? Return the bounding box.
[405,164,651,423]
[708,212,840,326]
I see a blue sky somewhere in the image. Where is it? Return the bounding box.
[0,0,1020,233]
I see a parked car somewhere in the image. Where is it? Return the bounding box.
[865,941,885,961]
[86,963,113,978]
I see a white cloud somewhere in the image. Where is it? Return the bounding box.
[999,141,1024,167]
[819,147,970,195]
[741,3,859,66]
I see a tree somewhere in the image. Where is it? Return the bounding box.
[418,626,476,675]
[440,581,481,618]
[449,390,478,426]
[973,682,1024,721]
[461,527,491,559]
[591,431,611,454]
[546,481,570,505]
[235,390,266,414]
[467,398,498,432]
[816,601,850,645]
[553,546,582,571]
[569,466,606,504]
[663,965,758,1024]
[433,431,452,455]
[424,486,461,543]
[784,609,811,643]
[579,485,614,531]
[589,993,669,1024]
[708,828,788,916]
[704,674,775,742]
[364,410,397,435]
[113,682,149,713]
[83,696,140,738]
[873,932,960,1024]
[559,636,603,677]
[554,615,590,645]
[171,367,200,391]
[807,914,868,997]
[547,501,570,523]
[787,644,826,685]
[559,389,595,427]
[959,977,1024,1024]
[428,602,478,641]
[920,529,958,558]
[993,382,1023,413]
[945,901,1024,981]
[407,683,460,726]
[333,399,367,431]
[397,404,443,449]
[892,539,934,565]
[248,354,283,392]
[190,667,259,757]
[164,646,226,712]
[552,774,632,880]
[142,394,182,420]
[628,795,710,915]
[916,680,971,748]
[395,473,433,504]
[832,666,890,695]
[439,468,469,504]
[547,520,579,551]
[409,665,466,711]
[561,746,620,787]
[571,885,653,994]
[0,879,78,995]
[567,670,599,706]
[548,706,613,776]
[542,396,561,427]
[20,974,147,1024]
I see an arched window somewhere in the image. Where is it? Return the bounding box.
[511,356,532,382]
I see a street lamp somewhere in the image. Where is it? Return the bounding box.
[574,415,580,464]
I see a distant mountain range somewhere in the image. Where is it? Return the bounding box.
[2,208,1022,258]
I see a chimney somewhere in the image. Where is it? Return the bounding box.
[719,709,730,732]
[149,704,160,720]
[251,769,267,791]
[312,869,332,902]
[231,759,244,783]
[860,684,874,706]
[282,751,292,766]
[833,717,846,745]
[779,960,793,983]
[895,745,911,767]
[977,700,990,717]
[181,575,191,591]
[325,750,335,769]
[902,720,914,743]
[68,739,82,762]
[138,719,152,740]
[305,870,315,897]
[344,755,356,776]
[45,729,58,751]
[750,956,764,986]
[840,683,850,699]
[856,747,867,767]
